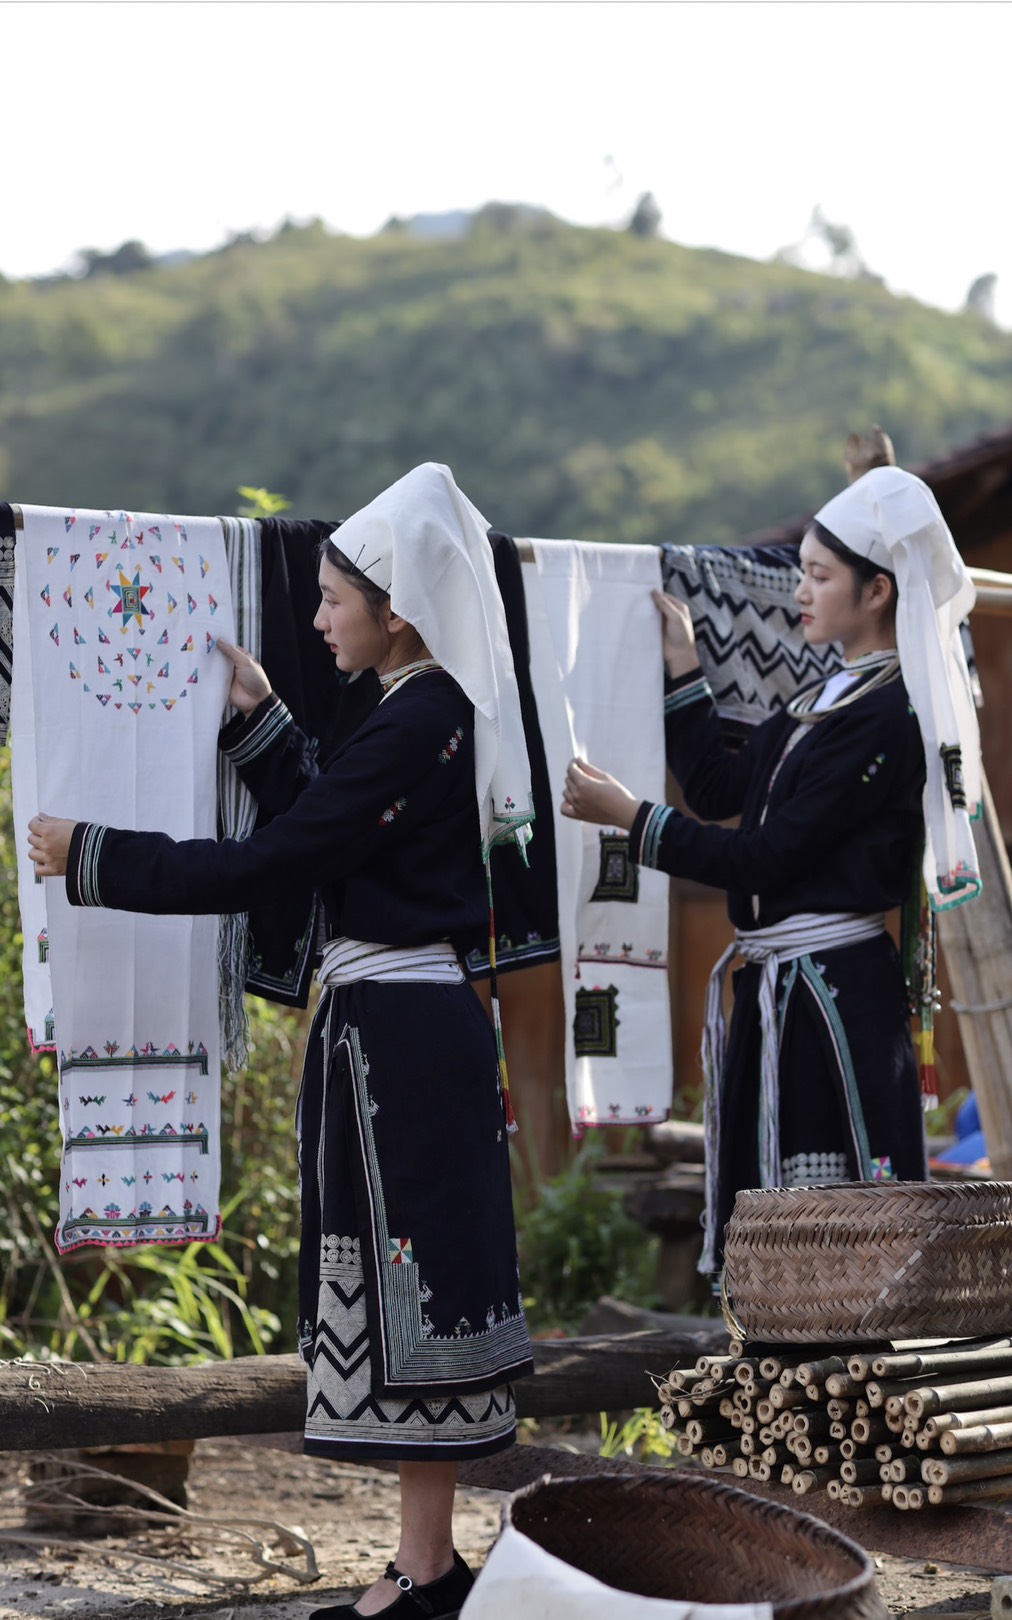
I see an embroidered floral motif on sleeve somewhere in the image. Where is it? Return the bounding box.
[378,797,408,826]
[438,726,465,764]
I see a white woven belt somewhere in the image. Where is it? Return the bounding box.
[699,911,887,1273]
[317,936,464,987]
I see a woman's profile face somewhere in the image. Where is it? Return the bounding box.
[795,530,881,657]
[313,557,390,673]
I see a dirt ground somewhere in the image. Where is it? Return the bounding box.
[0,1436,1000,1619]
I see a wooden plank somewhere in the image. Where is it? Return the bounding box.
[937,774,1012,1180]
[0,1323,729,1453]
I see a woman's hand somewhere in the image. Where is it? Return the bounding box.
[27,814,77,877]
[217,639,272,716]
[653,590,701,679]
[561,759,641,830]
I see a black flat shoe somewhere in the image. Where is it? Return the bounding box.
[310,1549,475,1619]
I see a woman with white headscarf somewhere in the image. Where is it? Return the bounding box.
[563,466,981,1276]
[29,463,535,1620]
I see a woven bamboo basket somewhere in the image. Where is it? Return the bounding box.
[723,1180,1012,1343]
[507,1473,885,1620]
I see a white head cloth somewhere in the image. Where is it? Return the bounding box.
[815,466,981,910]
[329,462,533,857]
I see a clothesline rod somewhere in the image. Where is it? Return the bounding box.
[968,568,1012,617]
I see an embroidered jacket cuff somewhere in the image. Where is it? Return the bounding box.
[219,695,293,769]
[630,800,675,868]
[67,821,110,908]
[664,668,712,716]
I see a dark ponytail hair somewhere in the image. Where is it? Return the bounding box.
[808,519,897,607]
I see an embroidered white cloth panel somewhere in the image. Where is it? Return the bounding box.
[461,1524,773,1620]
[11,507,235,1251]
[521,539,672,1131]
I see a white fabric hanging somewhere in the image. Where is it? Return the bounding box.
[12,505,234,1252]
[521,538,672,1131]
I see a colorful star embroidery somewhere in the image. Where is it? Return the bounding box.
[110,569,152,628]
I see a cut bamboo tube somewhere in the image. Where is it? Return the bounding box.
[748,1457,771,1481]
[880,1483,893,1503]
[870,1339,1012,1383]
[780,1463,795,1485]
[739,1434,756,1457]
[759,1356,784,1380]
[844,1485,883,1507]
[778,1367,798,1389]
[940,1421,1012,1456]
[813,1445,831,1466]
[710,1444,729,1467]
[793,1467,835,1495]
[796,1356,850,1386]
[829,1422,847,1442]
[734,1361,762,1386]
[840,1458,885,1486]
[731,1457,748,1478]
[792,1410,833,1437]
[927,1477,1012,1506]
[824,1372,864,1399]
[905,1374,1012,1422]
[739,1415,757,1435]
[850,1416,891,1445]
[676,1435,695,1456]
[686,1416,739,1443]
[826,1398,855,1421]
[874,1444,893,1464]
[865,1376,926,1408]
[718,1398,737,1420]
[768,1385,807,1410]
[892,1484,924,1510]
[792,1436,814,1463]
[827,1479,844,1500]
[755,1400,776,1424]
[922,1448,1012,1486]
[887,1456,922,1483]
[924,1403,1012,1438]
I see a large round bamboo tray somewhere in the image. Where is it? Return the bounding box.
[723,1180,1012,1343]
[506,1472,885,1620]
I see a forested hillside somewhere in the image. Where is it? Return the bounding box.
[2,211,1010,543]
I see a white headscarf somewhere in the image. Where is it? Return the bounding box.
[815,466,981,911]
[329,462,534,857]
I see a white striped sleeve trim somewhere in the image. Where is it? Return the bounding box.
[224,698,294,768]
[74,823,109,907]
[638,804,674,869]
[664,674,712,714]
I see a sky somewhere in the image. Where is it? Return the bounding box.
[3,1,1012,326]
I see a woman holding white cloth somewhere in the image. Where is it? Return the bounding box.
[563,467,981,1274]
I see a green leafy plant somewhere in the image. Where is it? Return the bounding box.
[514,1137,659,1334]
[236,485,292,520]
[599,1405,677,1462]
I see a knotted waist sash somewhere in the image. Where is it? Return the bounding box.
[317,936,464,987]
[700,911,887,1272]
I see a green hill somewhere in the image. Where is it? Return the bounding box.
[2,213,1010,543]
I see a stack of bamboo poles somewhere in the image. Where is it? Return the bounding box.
[656,1334,1012,1511]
